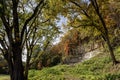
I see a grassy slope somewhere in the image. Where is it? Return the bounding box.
[28,47,120,80]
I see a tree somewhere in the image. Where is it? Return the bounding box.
[24,16,60,79]
[89,0,118,64]
[62,0,119,64]
[0,0,56,80]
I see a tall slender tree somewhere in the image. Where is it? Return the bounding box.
[89,0,118,64]
[61,0,119,64]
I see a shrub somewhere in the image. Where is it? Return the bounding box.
[105,73,120,80]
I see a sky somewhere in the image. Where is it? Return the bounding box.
[53,16,68,44]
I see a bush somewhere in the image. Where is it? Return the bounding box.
[105,74,120,80]
[50,55,61,66]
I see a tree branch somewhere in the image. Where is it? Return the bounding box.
[21,0,45,43]
[21,17,37,48]
[1,16,10,31]
[12,0,20,41]
[90,0,108,35]
[0,47,4,54]
[70,0,91,19]
[0,39,7,52]
[0,1,14,47]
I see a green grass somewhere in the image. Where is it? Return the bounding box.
[0,75,10,80]
[28,47,120,80]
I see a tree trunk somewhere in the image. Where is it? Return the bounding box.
[24,57,30,80]
[12,54,24,80]
[24,66,29,80]
[7,58,14,80]
[105,35,118,64]
[7,53,25,80]
[7,44,25,80]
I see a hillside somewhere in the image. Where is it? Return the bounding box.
[28,47,120,80]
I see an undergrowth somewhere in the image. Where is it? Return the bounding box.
[29,47,120,80]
